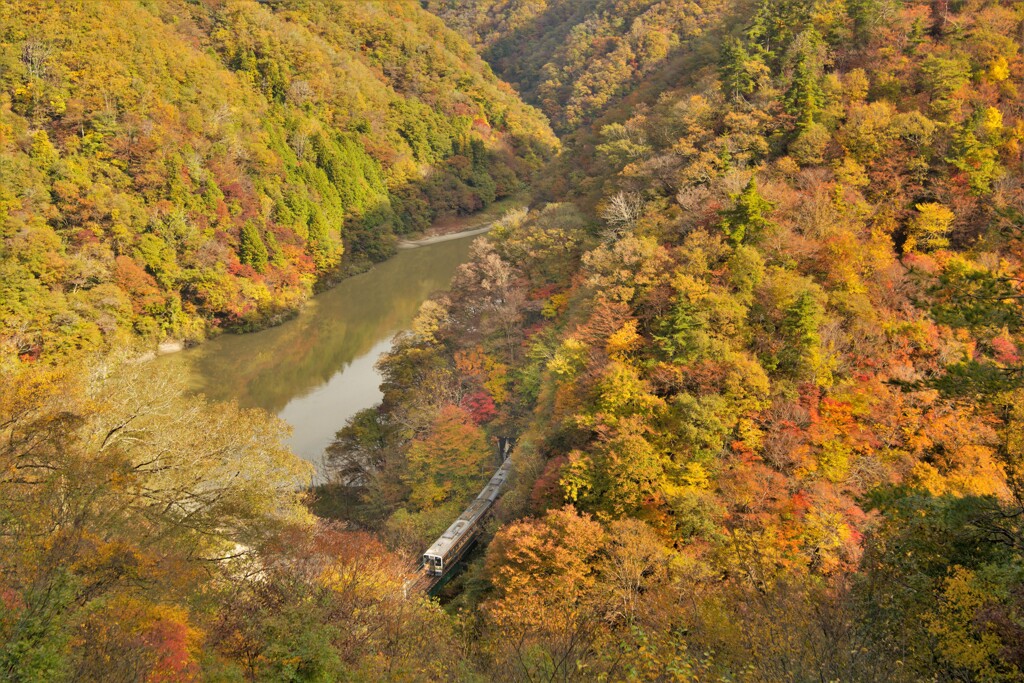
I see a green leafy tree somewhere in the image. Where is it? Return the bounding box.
[403,405,491,510]
[906,202,954,253]
[921,54,971,119]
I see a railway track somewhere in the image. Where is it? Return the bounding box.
[406,438,514,595]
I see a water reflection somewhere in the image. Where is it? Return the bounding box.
[155,235,476,473]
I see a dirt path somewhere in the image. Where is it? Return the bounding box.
[397,194,528,248]
[396,222,494,248]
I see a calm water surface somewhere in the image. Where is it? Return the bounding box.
[155,235,477,476]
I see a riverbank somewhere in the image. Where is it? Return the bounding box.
[136,340,187,362]
[149,230,482,473]
[143,199,526,361]
[397,193,528,246]
[397,222,495,248]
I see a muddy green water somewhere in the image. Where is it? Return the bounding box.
[154,234,477,477]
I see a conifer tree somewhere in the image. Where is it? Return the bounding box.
[239,221,269,273]
[779,289,826,381]
[847,0,881,44]
[745,0,778,61]
[720,37,768,102]
[305,209,342,271]
[784,55,825,131]
[720,177,776,245]
[264,227,284,268]
[947,118,1003,195]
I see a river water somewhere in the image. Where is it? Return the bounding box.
[154,234,477,477]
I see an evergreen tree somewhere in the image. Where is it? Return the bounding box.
[779,289,826,380]
[784,55,825,131]
[720,37,768,102]
[264,227,284,267]
[746,0,779,61]
[306,209,342,271]
[238,221,269,273]
[847,0,881,44]
[720,177,776,245]
[947,118,1003,195]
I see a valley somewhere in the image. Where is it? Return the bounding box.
[3,1,1024,681]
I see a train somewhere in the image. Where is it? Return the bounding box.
[422,450,513,577]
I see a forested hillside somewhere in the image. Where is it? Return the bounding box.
[5,0,1024,680]
[349,0,1024,679]
[0,0,557,359]
[424,0,722,131]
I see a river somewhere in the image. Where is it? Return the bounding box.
[154,233,478,478]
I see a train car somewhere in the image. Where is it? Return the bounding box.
[422,457,512,577]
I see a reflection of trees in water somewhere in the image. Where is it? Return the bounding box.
[160,237,476,413]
